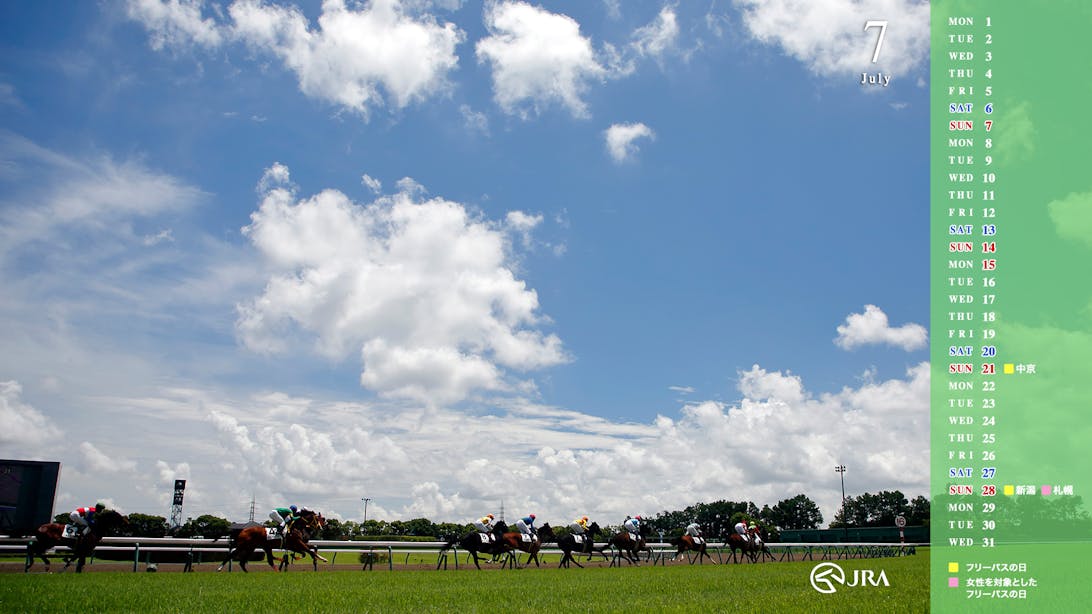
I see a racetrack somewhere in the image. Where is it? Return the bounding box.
[0,548,929,612]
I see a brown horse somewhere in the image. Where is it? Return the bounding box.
[538,522,607,568]
[25,509,128,572]
[497,521,544,567]
[671,533,716,564]
[440,522,513,570]
[750,527,774,561]
[217,509,328,572]
[725,531,760,563]
[609,522,653,565]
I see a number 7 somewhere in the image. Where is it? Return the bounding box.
[865,20,888,63]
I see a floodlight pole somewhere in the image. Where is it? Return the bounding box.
[835,465,848,542]
[362,497,371,528]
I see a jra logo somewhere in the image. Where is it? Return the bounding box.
[809,562,891,594]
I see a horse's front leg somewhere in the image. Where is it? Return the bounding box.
[308,546,327,570]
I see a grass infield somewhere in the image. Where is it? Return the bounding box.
[2,550,928,613]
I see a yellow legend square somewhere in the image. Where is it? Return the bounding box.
[1004,363,1015,374]
[948,562,959,573]
[1004,485,1015,496]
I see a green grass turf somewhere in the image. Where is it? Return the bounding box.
[2,551,928,613]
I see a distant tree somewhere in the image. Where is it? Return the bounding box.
[176,514,231,539]
[831,490,913,527]
[360,519,386,536]
[125,513,169,538]
[550,524,573,539]
[650,500,757,539]
[433,522,472,538]
[402,517,436,536]
[320,517,343,540]
[906,495,930,526]
[769,494,823,530]
[339,520,360,537]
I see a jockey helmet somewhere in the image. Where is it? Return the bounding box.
[635,515,642,520]
[487,513,494,519]
[749,522,756,528]
[95,503,105,512]
[582,516,588,521]
[290,505,298,512]
[529,514,535,519]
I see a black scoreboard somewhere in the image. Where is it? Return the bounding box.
[0,459,60,536]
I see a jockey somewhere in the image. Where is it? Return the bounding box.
[515,514,537,538]
[686,521,702,539]
[474,513,495,539]
[734,520,750,543]
[748,521,763,544]
[70,503,105,537]
[269,505,301,534]
[623,515,641,537]
[570,515,589,536]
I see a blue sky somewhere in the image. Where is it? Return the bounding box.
[1,0,931,525]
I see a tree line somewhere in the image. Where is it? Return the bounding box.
[54,489,930,541]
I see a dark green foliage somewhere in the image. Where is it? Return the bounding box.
[769,494,824,530]
[832,491,920,528]
[174,514,231,539]
[124,513,169,538]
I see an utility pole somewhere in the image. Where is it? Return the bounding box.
[362,497,371,527]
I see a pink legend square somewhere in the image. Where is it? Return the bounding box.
[949,577,959,588]
[1042,485,1052,496]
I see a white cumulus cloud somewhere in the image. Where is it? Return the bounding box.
[127,0,463,119]
[125,0,225,50]
[604,122,655,162]
[631,6,679,58]
[476,1,610,118]
[53,356,927,525]
[236,164,568,404]
[229,0,463,117]
[735,0,929,79]
[0,380,62,447]
[835,304,927,351]
[79,441,138,473]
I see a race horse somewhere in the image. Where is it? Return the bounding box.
[751,527,775,561]
[609,521,654,565]
[25,509,128,573]
[670,532,717,564]
[440,522,513,570]
[217,509,328,572]
[538,522,607,568]
[496,521,545,567]
[725,531,763,563]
